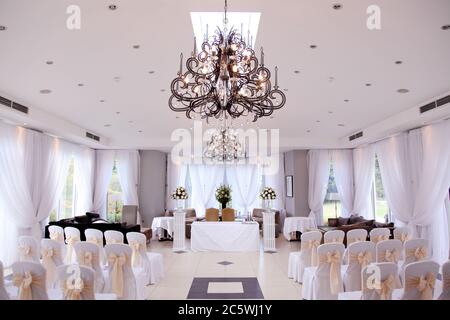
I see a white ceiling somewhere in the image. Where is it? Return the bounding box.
[0,0,449,150]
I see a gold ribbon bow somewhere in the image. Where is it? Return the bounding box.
[41,247,58,287]
[399,233,410,244]
[406,272,436,300]
[79,251,93,268]
[320,251,341,295]
[108,253,126,298]
[302,240,321,266]
[443,276,450,290]
[12,272,44,300]
[62,277,85,300]
[413,247,427,261]
[350,251,372,268]
[50,232,63,242]
[19,245,32,261]
[383,249,399,263]
[374,234,389,243]
[130,242,144,268]
[376,274,395,300]
[65,235,80,263]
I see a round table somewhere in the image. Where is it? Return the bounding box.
[151,216,174,239]
[283,217,317,240]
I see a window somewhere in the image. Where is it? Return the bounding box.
[107,160,123,222]
[50,156,76,221]
[323,162,342,223]
[373,155,390,222]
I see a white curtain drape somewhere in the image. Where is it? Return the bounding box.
[352,146,375,219]
[189,164,225,217]
[116,150,140,207]
[226,164,262,215]
[93,150,115,219]
[307,150,331,226]
[73,146,95,215]
[374,133,413,223]
[166,154,188,210]
[331,149,354,217]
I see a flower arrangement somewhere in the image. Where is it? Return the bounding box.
[171,186,188,200]
[215,185,232,209]
[260,187,276,200]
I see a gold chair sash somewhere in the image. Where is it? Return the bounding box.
[301,239,321,266]
[12,272,44,300]
[380,249,399,263]
[405,272,436,300]
[130,242,145,268]
[108,253,126,298]
[19,245,32,260]
[406,247,427,261]
[50,232,63,242]
[376,274,395,300]
[62,276,93,300]
[350,251,372,268]
[443,276,450,290]
[319,251,341,295]
[373,234,390,243]
[398,233,410,244]
[78,251,95,268]
[41,247,58,286]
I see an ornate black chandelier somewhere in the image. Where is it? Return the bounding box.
[169,0,286,122]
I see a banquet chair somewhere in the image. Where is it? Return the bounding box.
[85,228,106,265]
[11,261,48,300]
[370,228,391,244]
[376,239,402,263]
[205,208,219,222]
[307,243,345,300]
[343,241,375,292]
[127,232,164,299]
[55,265,116,300]
[324,230,345,244]
[74,242,105,293]
[288,231,321,283]
[394,227,413,244]
[402,239,429,268]
[18,236,40,263]
[40,239,64,289]
[343,229,368,264]
[338,262,398,300]
[222,208,235,221]
[0,261,9,300]
[105,230,124,245]
[64,227,81,264]
[438,260,450,300]
[48,225,66,245]
[104,244,137,300]
[399,260,439,300]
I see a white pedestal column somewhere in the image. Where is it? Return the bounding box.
[263,210,277,252]
[173,210,186,252]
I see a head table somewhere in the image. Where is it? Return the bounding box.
[190,221,260,252]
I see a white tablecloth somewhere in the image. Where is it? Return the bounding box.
[283,217,317,240]
[190,221,260,252]
[151,217,174,238]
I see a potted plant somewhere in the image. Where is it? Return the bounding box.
[215,185,232,209]
[171,186,188,210]
[260,187,277,210]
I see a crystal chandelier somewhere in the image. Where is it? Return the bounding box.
[169,0,286,122]
[204,124,245,162]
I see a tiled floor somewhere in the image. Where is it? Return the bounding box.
[143,235,303,300]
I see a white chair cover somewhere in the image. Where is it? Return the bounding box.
[73,242,105,293]
[313,243,345,300]
[288,231,322,283]
[361,262,398,300]
[376,239,402,263]
[48,225,65,245]
[401,260,439,300]
[438,260,450,300]
[346,229,368,245]
[85,228,106,265]
[343,241,375,292]
[104,230,124,245]
[402,239,429,268]
[0,261,10,300]
[18,236,40,263]
[370,228,391,244]
[11,262,48,300]
[40,239,64,289]
[324,230,345,244]
[394,227,413,244]
[104,244,136,300]
[64,227,81,264]
[55,265,117,300]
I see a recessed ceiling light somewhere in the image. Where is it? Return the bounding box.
[113,76,121,81]
[294,70,300,74]
[128,120,134,123]
[104,124,111,127]
[283,88,288,92]
[149,71,155,74]
[397,88,409,94]
[306,130,311,133]
[77,83,84,87]
[328,111,333,114]
[138,130,143,133]
[115,111,121,115]
[100,99,105,102]
[344,99,349,102]
[365,83,372,87]
[395,60,403,65]
[310,45,317,49]
[328,76,335,82]
[108,4,117,10]
[0,25,7,31]
[441,25,450,30]
[270,116,274,119]
[39,89,52,94]
[160,89,166,92]
[133,44,140,49]
[316,120,321,123]
[338,123,345,127]
[175,116,180,119]
[332,3,343,10]
[46,61,54,65]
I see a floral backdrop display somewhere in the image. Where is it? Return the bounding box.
[215,185,232,209]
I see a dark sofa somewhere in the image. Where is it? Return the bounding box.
[44,212,140,245]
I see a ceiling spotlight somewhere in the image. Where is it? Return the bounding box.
[77,83,84,87]
[270,116,274,119]
[395,60,403,65]
[283,88,288,92]
[100,99,105,102]
[397,88,409,94]
[441,25,450,30]
[344,99,350,102]
[310,45,317,49]
[148,71,155,74]
[0,25,7,31]
[160,89,166,92]
[104,124,111,127]
[332,3,343,10]
[133,44,140,49]
[115,111,121,115]
[138,130,143,133]
[365,83,372,87]
[175,116,180,119]
[46,61,54,65]
[338,123,345,127]
[328,111,333,114]
[306,130,311,133]
[39,89,52,94]
[294,70,301,74]
[108,4,117,10]
[316,120,321,123]
[128,120,134,123]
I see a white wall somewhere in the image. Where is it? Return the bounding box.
[284,150,310,217]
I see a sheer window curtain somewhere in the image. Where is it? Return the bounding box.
[116,150,141,221]
[226,164,262,215]
[166,154,188,210]
[331,150,354,217]
[307,150,331,226]
[93,150,115,219]
[263,153,287,228]
[352,146,375,219]
[74,147,95,215]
